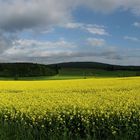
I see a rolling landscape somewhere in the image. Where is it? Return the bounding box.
[0,0,140,140]
[0,62,139,80]
[0,62,139,139]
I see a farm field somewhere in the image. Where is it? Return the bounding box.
[0,77,140,140]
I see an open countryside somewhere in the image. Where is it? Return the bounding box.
[0,0,140,139]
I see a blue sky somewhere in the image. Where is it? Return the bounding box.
[0,0,140,65]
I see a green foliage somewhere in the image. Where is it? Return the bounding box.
[0,63,57,77]
[0,62,139,80]
[0,108,140,140]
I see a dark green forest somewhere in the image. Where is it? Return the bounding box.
[0,63,58,78]
[0,62,140,78]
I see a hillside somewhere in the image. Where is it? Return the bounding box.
[49,62,140,71]
[0,63,58,78]
[0,62,139,79]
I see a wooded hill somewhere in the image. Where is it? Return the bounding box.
[49,62,140,71]
[0,62,139,77]
[0,63,58,77]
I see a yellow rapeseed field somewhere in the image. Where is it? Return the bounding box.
[0,77,140,140]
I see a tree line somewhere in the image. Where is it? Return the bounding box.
[0,63,58,77]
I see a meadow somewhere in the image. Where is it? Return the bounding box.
[0,77,140,139]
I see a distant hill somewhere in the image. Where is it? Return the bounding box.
[49,62,140,71]
[0,63,58,78]
[0,62,139,78]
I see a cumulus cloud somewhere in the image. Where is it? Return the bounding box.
[0,0,139,65]
[0,0,140,32]
[0,0,140,33]
[3,39,77,58]
[1,38,123,64]
[0,0,74,32]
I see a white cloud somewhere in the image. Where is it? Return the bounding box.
[87,38,106,47]
[0,0,73,32]
[0,0,140,65]
[0,0,140,33]
[1,38,139,65]
[86,27,109,36]
[13,39,76,49]
[124,36,140,42]
[63,22,109,36]
[4,39,77,58]
[2,38,123,63]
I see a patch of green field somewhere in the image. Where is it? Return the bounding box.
[59,68,138,77]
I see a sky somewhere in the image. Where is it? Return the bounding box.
[0,0,140,65]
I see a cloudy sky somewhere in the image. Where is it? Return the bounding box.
[0,0,140,65]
